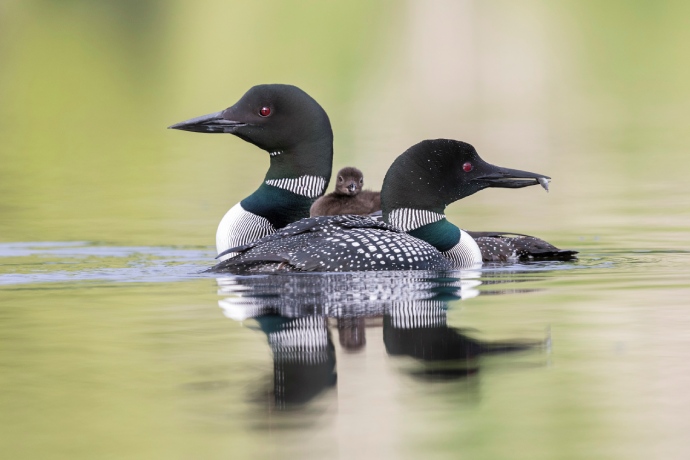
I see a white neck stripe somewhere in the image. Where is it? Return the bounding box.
[265,175,327,198]
[388,208,445,232]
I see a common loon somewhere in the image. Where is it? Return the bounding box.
[210,139,575,274]
[169,84,333,259]
[310,167,381,217]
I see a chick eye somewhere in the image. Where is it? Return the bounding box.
[338,176,343,182]
[359,179,363,184]
[259,106,271,117]
[462,162,473,172]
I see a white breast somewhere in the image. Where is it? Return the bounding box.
[216,203,276,260]
[442,229,483,268]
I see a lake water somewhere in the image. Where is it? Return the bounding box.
[3,222,689,459]
[2,2,690,459]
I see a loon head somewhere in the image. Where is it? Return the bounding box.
[381,139,550,222]
[334,167,364,196]
[169,84,333,180]
[169,84,332,151]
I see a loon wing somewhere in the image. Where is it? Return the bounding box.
[209,215,451,274]
[216,215,394,259]
[210,215,404,273]
[465,230,578,262]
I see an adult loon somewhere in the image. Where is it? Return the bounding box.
[210,139,576,274]
[310,167,381,217]
[169,84,333,259]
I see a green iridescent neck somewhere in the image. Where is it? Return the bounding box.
[407,219,461,252]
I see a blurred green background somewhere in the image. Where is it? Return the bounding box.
[2,0,688,248]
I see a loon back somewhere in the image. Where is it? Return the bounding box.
[210,215,453,274]
[169,84,333,256]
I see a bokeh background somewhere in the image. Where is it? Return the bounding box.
[2,2,690,460]
[2,0,689,248]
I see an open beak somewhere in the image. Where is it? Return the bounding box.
[168,111,246,133]
[475,165,551,192]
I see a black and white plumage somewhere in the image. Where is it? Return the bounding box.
[210,215,453,274]
[169,84,333,256]
[208,139,576,274]
[265,175,327,199]
[215,203,276,258]
[467,231,579,262]
[387,208,444,232]
[381,139,577,266]
[172,85,576,271]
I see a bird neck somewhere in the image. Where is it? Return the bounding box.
[264,138,333,181]
[240,139,333,229]
[388,211,461,252]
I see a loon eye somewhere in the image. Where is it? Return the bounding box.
[259,106,271,117]
[462,162,473,172]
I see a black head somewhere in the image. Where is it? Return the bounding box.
[381,139,550,218]
[334,167,364,196]
[169,84,333,152]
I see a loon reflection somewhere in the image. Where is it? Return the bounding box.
[218,271,546,409]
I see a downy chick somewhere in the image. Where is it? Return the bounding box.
[310,167,381,217]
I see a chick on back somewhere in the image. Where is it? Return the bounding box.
[310,167,381,217]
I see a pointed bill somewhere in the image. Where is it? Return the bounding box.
[168,111,246,133]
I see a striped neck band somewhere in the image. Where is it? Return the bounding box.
[388,208,445,232]
[265,175,327,198]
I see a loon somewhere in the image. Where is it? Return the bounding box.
[210,139,575,274]
[310,167,381,217]
[169,84,333,259]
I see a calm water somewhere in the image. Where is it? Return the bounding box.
[2,1,690,459]
[3,235,690,459]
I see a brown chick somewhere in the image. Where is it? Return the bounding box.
[310,167,381,217]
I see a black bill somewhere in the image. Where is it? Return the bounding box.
[168,111,246,133]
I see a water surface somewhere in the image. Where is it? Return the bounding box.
[2,239,689,459]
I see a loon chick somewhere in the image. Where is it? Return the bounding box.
[310,167,381,217]
[210,139,566,274]
[169,84,333,258]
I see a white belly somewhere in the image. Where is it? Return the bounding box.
[216,203,276,260]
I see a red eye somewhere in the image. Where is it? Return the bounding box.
[462,162,473,172]
[259,106,271,117]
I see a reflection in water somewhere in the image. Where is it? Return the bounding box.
[384,302,542,381]
[255,315,337,409]
[218,272,546,410]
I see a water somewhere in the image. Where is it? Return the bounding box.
[3,1,690,459]
[3,240,689,459]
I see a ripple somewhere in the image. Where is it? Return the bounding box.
[0,241,213,285]
[0,241,615,286]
